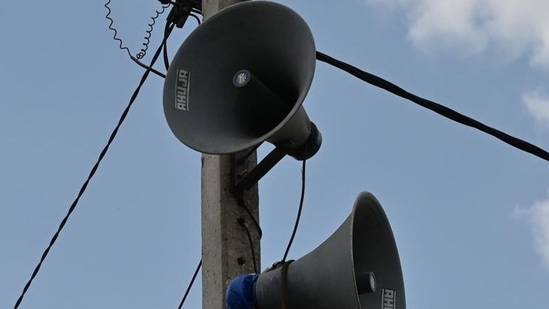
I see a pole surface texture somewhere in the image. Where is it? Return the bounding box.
[200,2,259,309]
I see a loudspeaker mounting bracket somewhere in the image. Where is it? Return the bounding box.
[232,147,287,193]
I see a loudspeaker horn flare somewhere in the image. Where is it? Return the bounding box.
[254,192,406,309]
[163,1,320,159]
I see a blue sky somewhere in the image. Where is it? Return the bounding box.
[1,0,548,308]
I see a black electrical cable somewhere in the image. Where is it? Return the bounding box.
[316,51,549,163]
[104,0,135,59]
[105,0,169,76]
[281,160,307,263]
[162,9,201,72]
[189,13,202,25]
[162,9,172,72]
[131,56,166,78]
[177,259,202,309]
[238,218,259,273]
[137,3,171,59]
[12,21,176,309]
[237,197,263,239]
[163,39,170,71]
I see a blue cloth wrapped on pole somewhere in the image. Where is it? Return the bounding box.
[226,274,259,309]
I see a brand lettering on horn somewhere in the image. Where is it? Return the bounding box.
[382,288,396,309]
[175,69,191,111]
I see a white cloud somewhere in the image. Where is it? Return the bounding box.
[368,0,549,69]
[515,192,549,269]
[532,30,549,68]
[523,90,549,128]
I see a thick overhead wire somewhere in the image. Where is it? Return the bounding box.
[316,51,549,163]
[281,160,307,263]
[12,20,176,309]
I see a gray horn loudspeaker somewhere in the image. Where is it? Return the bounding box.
[255,192,406,309]
[163,1,321,160]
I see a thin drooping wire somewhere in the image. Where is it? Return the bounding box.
[281,160,307,262]
[190,13,202,25]
[177,259,202,309]
[237,198,263,239]
[234,144,263,239]
[162,10,201,72]
[316,51,549,163]
[13,21,176,309]
[162,33,170,71]
[105,0,168,77]
[238,218,259,273]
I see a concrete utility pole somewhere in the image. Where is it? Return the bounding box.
[200,2,259,309]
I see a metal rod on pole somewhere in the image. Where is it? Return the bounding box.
[200,2,259,309]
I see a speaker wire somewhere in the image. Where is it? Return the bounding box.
[281,159,307,263]
[12,20,176,309]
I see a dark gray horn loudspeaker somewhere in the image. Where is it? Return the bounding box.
[255,192,406,309]
[163,1,321,160]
